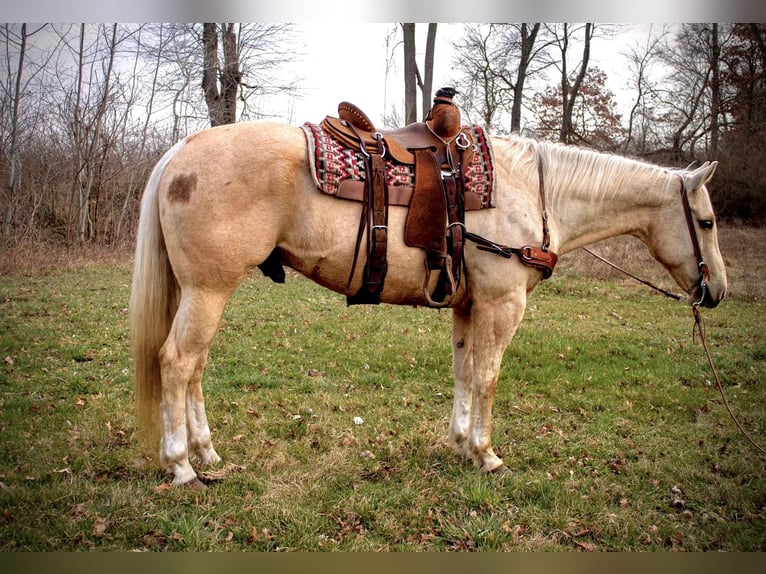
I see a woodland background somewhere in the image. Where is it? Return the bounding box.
[1,22,765,252]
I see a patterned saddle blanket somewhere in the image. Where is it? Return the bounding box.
[301,122,495,211]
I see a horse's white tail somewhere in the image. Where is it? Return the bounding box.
[130,139,187,454]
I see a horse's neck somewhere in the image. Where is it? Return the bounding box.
[541,145,673,255]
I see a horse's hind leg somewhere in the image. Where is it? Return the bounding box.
[159,288,229,486]
[186,346,221,467]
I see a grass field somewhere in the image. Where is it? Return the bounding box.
[0,227,764,551]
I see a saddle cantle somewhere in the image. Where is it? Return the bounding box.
[320,88,475,307]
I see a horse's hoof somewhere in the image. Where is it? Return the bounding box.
[182,477,208,490]
[488,464,512,476]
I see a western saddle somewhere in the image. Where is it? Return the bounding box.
[321,87,474,307]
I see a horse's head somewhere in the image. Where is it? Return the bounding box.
[648,162,727,308]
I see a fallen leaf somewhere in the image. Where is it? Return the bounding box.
[199,463,246,482]
[142,530,167,548]
[71,503,88,518]
[575,540,598,552]
[92,516,110,537]
[247,527,275,544]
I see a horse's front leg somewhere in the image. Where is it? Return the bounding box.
[465,293,527,473]
[448,303,474,458]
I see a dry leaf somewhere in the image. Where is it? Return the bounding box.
[71,503,88,518]
[247,527,275,544]
[92,516,110,537]
[575,540,598,552]
[199,463,246,482]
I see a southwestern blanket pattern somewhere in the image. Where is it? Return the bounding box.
[301,122,495,210]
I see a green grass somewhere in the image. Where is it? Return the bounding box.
[0,254,764,551]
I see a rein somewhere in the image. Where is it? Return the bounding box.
[584,176,766,457]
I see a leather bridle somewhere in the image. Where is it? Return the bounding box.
[585,174,712,308]
[678,176,711,308]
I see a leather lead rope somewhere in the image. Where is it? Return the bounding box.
[581,247,687,301]
[692,306,766,457]
[584,175,765,457]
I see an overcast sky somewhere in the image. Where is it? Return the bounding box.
[267,23,653,130]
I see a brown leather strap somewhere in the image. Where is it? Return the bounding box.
[444,163,465,287]
[465,231,557,279]
[346,132,389,305]
[463,150,558,279]
[366,153,389,291]
[537,155,551,252]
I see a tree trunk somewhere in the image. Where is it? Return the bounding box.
[560,23,592,144]
[421,23,437,121]
[202,23,241,127]
[511,23,539,133]
[79,23,117,245]
[402,23,417,124]
[559,24,570,143]
[2,23,27,243]
[709,23,721,157]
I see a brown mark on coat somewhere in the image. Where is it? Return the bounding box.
[168,173,197,203]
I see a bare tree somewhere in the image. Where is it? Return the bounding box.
[657,24,735,161]
[1,23,29,242]
[511,23,542,132]
[202,23,241,127]
[548,23,595,143]
[1,23,56,242]
[449,25,509,129]
[421,24,438,120]
[621,25,671,153]
[530,66,623,148]
[401,23,438,124]
[402,23,418,124]
[450,23,552,133]
[710,23,722,157]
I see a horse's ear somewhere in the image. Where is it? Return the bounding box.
[686,161,718,192]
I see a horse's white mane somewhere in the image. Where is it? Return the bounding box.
[497,134,678,205]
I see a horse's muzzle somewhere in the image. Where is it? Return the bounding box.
[691,283,725,309]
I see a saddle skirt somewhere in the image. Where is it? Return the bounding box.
[301,121,495,211]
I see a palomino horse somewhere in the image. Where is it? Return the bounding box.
[130,121,726,487]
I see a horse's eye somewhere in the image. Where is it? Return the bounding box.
[699,219,714,230]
